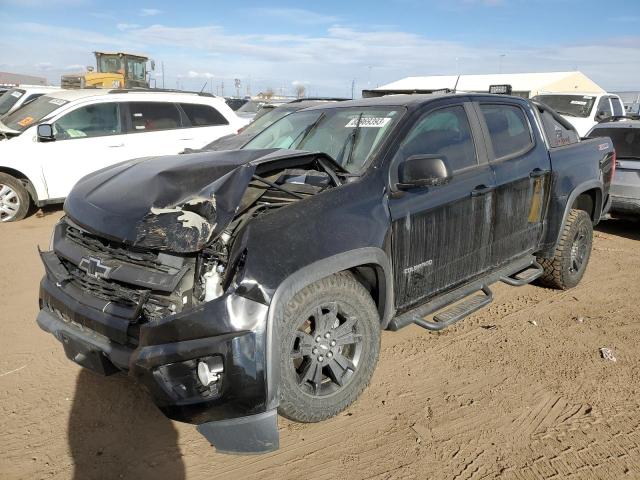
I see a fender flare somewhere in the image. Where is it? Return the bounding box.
[263,247,394,410]
[553,180,603,251]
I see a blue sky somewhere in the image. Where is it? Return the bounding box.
[0,0,638,96]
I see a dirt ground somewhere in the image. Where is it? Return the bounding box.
[1,208,639,480]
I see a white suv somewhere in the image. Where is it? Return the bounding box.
[0,89,248,221]
[0,85,60,118]
[533,92,626,137]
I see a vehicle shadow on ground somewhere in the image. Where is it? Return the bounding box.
[68,369,186,480]
[597,218,640,241]
[33,204,64,219]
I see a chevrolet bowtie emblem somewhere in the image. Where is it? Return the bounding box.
[78,256,112,280]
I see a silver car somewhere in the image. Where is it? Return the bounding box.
[587,119,640,217]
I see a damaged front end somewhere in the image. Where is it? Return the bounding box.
[37,148,342,453]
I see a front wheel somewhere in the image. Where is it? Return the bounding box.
[0,173,31,222]
[537,209,593,290]
[277,272,381,423]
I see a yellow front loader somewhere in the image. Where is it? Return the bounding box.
[61,52,153,89]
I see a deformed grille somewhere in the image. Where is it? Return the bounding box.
[65,224,174,273]
[61,258,176,319]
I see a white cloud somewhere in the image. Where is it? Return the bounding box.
[187,70,215,79]
[246,8,340,25]
[139,8,162,17]
[117,23,141,31]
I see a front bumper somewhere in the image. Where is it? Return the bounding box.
[38,252,279,453]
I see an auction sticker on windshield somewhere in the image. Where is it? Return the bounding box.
[18,116,34,127]
[346,117,392,128]
[11,91,24,98]
[49,99,67,106]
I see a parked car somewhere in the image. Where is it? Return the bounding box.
[0,85,59,118]
[533,92,625,137]
[587,118,640,217]
[235,99,289,121]
[36,93,613,454]
[195,100,346,152]
[0,89,247,222]
[225,97,249,111]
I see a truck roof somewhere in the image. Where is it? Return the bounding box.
[302,93,527,110]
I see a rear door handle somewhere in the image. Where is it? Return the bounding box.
[529,168,550,178]
[179,138,194,141]
[471,185,495,197]
[108,143,124,148]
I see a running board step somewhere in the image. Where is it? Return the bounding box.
[416,285,493,331]
[499,261,544,286]
[388,255,537,332]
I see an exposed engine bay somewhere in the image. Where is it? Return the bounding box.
[54,150,342,329]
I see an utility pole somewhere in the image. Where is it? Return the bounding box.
[351,79,356,99]
[221,81,224,97]
[161,61,165,89]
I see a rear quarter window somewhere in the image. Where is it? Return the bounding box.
[539,109,579,147]
[180,103,229,127]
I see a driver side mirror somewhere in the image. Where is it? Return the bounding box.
[397,154,453,190]
[37,124,55,142]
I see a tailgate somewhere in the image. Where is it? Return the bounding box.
[612,158,640,200]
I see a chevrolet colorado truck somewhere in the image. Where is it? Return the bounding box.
[36,93,614,454]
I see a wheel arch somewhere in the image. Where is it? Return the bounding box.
[264,247,394,411]
[0,166,39,205]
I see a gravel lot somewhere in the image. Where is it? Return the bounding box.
[1,208,639,480]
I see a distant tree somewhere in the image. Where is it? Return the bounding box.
[295,84,306,99]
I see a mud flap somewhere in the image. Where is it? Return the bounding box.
[196,409,279,454]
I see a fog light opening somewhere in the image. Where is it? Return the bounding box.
[197,357,224,387]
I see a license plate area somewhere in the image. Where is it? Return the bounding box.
[59,331,119,376]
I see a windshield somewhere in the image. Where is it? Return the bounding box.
[242,107,296,137]
[237,100,266,114]
[589,127,640,159]
[0,88,25,116]
[534,95,596,118]
[243,106,403,173]
[97,55,123,74]
[1,95,68,132]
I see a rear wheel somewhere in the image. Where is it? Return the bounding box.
[537,209,593,290]
[0,173,30,222]
[277,272,380,422]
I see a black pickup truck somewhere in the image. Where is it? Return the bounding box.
[37,93,614,454]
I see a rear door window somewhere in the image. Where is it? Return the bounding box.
[128,102,182,132]
[480,104,533,159]
[180,103,229,127]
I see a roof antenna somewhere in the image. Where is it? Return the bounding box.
[452,75,461,94]
[200,81,208,93]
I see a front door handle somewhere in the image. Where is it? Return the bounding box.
[471,185,495,197]
[529,168,550,178]
[108,143,124,148]
[179,138,194,141]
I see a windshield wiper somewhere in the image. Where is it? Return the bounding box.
[336,113,363,168]
[289,113,325,149]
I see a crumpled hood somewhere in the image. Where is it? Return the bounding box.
[64,148,315,252]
